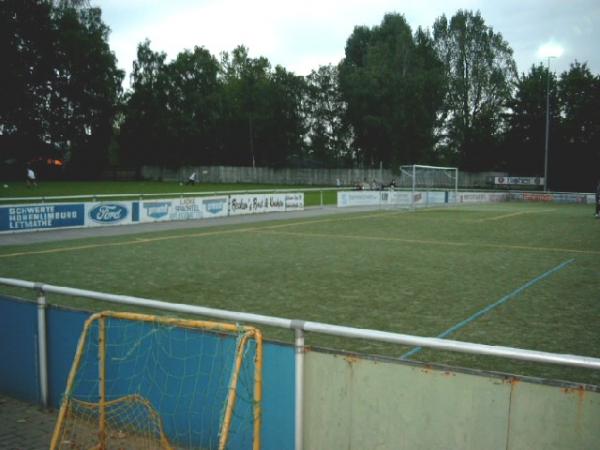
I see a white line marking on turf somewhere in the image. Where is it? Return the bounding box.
[477,209,555,222]
[400,258,576,359]
[256,229,600,255]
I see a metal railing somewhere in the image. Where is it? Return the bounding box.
[1,277,599,450]
[0,186,353,208]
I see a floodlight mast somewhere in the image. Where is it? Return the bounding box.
[539,44,563,192]
[544,58,551,192]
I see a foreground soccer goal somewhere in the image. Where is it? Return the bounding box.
[50,311,263,450]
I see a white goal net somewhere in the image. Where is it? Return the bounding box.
[397,164,458,208]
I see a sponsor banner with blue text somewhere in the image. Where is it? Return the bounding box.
[141,200,173,222]
[202,196,230,218]
[0,203,85,233]
[338,191,382,207]
[140,196,229,223]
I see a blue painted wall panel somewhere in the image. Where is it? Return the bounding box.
[262,342,295,450]
[46,306,89,408]
[0,296,39,403]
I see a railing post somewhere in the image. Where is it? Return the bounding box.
[35,283,49,409]
[291,321,305,450]
[320,190,324,209]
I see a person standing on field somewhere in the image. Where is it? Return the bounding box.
[186,171,197,186]
[26,167,37,187]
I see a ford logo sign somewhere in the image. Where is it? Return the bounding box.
[89,204,128,223]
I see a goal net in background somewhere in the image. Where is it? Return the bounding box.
[50,311,262,450]
[397,164,458,208]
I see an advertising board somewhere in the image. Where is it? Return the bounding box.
[229,193,303,215]
[495,177,544,186]
[459,192,508,203]
[337,191,382,207]
[339,191,446,208]
[0,203,85,233]
[284,193,304,211]
[139,196,229,223]
[85,202,138,227]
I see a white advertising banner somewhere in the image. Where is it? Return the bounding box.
[426,191,446,204]
[495,176,544,186]
[229,193,304,215]
[140,196,229,223]
[385,191,413,205]
[337,191,383,207]
[338,190,440,207]
[458,192,509,203]
[284,193,304,211]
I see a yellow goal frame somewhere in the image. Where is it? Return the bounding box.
[49,311,263,450]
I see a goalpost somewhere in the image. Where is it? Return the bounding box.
[398,164,458,209]
[50,311,263,450]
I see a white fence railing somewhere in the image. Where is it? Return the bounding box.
[1,277,599,450]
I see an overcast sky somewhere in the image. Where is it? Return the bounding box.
[95,0,600,87]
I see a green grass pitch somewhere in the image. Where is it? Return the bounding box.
[0,180,338,207]
[1,198,599,385]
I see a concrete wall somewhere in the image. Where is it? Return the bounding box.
[141,165,507,188]
[303,351,600,450]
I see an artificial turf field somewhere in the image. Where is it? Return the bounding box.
[0,198,599,385]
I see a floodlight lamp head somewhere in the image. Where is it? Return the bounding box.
[538,43,563,60]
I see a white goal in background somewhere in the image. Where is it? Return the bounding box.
[397,165,458,209]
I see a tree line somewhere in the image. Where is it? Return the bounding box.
[2,1,599,190]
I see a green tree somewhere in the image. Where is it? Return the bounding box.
[304,65,352,167]
[433,10,517,170]
[51,5,123,177]
[554,62,600,191]
[219,46,271,166]
[263,65,306,167]
[219,46,305,167]
[503,64,559,177]
[339,14,445,169]
[120,40,170,168]
[0,0,56,163]
[1,0,122,177]
[164,46,221,165]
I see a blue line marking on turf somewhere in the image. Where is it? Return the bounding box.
[401,258,576,360]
